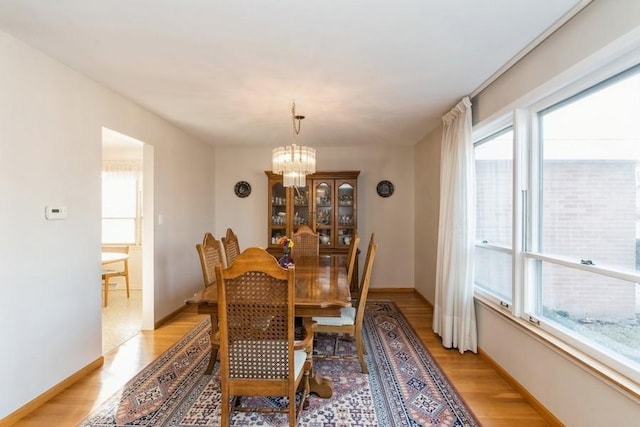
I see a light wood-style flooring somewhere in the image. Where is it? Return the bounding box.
[10,291,552,426]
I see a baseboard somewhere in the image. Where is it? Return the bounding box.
[154,303,192,329]
[477,348,564,427]
[0,356,104,427]
[411,289,433,307]
[369,287,415,293]
[369,288,433,308]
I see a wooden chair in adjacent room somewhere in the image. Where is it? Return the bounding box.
[101,245,130,307]
[195,232,225,374]
[215,247,314,427]
[222,227,240,267]
[291,224,319,257]
[312,233,378,373]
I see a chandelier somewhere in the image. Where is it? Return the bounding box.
[272,103,316,188]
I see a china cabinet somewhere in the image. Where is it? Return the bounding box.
[265,171,359,256]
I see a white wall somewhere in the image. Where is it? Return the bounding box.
[415,1,640,425]
[414,126,441,300]
[0,31,215,418]
[213,145,415,287]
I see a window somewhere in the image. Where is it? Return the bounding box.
[475,128,514,303]
[475,64,640,384]
[102,161,142,245]
[528,67,640,380]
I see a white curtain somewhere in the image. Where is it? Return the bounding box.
[102,160,142,178]
[433,96,477,354]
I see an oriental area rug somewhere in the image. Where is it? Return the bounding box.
[78,301,479,426]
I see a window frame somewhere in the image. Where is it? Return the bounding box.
[101,166,143,246]
[472,44,640,392]
[473,125,516,308]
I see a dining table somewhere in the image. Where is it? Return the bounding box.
[101,251,129,265]
[187,254,351,398]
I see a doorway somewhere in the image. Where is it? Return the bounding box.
[101,127,153,352]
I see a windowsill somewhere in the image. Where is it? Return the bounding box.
[474,294,640,402]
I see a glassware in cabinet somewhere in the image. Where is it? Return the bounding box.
[266,171,358,255]
[292,186,310,229]
[268,180,288,248]
[312,180,333,247]
[336,180,356,247]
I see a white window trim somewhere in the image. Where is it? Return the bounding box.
[474,293,640,401]
[472,28,640,399]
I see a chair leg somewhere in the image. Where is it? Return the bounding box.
[221,391,230,426]
[355,331,368,374]
[289,388,296,427]
[103,278,109,307]
[298,359,311,415]
[205,315,219,375]
[204,345,218,375]
[332,333,357,355]
[124,260,130,298]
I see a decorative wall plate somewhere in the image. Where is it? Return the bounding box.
[234,181,251,198]
[376,180,394,198]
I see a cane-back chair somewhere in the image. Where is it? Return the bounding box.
[215,247,314,426]
[222,227,241,267]
[312,233,378,373]
[195,232,224,374]
[291,225,318,257]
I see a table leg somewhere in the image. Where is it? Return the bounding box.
[309,373,333,398]
[303,317,334,398]
[205,312,219,375]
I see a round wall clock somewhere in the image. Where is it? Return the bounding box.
[234,181,251,198]
[376,180,394,198]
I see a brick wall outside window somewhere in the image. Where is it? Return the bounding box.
[476,159,637,321]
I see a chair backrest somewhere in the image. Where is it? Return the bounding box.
[292,225,319,257]
[215,247,295,385]
[195,232,224,289]
[222,228,240,267]
[354,233,378,327]
[345,234,360,287]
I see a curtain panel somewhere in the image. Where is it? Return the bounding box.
[433,96,477,354]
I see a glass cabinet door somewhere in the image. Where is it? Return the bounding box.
[266,170,359,255]
[269,182,287,246]
[337,181,356,247]
[314,181,333,247]
[292,186,310,230]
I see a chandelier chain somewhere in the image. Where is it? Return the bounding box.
[272,102,315,188]
[292,102,304,136]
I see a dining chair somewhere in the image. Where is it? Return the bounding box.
[312,233,378,373]
[101,245,130,307]
[195,232,224,374]
[215,247,314,427]
[292,224,319,257]
[346,233,360,295]
[222,227,240,267]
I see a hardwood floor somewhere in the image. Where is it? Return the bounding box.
[10,291,552,426]
[374,291,553,427]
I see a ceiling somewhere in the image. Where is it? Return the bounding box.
[0,0,589,148]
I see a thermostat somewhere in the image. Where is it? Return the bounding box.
[45,206,68,220]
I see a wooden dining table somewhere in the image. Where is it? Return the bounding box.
[187,254,351,398]
[101,251,129,265]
